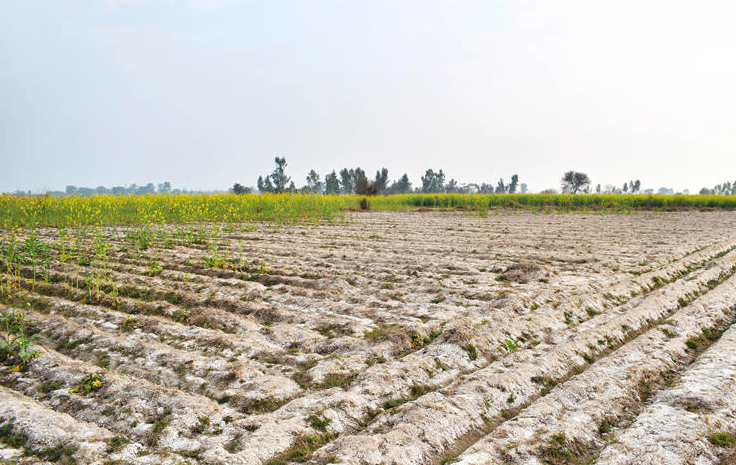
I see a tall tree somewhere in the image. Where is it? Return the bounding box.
[232,183,250,194]
[561,171,591,194]
[339,168,354,194]
[394,173,412,193]
[257,175,274,193]
[305,170,323,194]
[421,169,445,193]
[354,167,367,186]
[271,157,291,193]
[508,174,519,194]
[324,171,340,194]
[257,158,291,193]
[375,168,389,190]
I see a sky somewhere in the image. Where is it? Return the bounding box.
[1,0,734,193]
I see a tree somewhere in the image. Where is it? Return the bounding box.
[355,178,381,195]
[421,169,445,193]
[271,157,291,193]
[375,168,389,191]
[495,178,506,194]
[445,179,459,193]
[508,174,519,194]
[137,183,155,195]
[622,182,628,193]
[520,183,528,194]
[257,175,274,193]
[65,185,78,195]
[393,173,412,193]
[232,183,251,194]
[158,182,172,193]
[479,183,494,194]
[324,171,340,195]
[339,168,354,194]
[305,170,323,194]
[596,184,601,193]
[258,157,291,193]
[354,168,367,187]
[561,171,590,194]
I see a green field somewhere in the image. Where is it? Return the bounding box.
[1,193,735,228]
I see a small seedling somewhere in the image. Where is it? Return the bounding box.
[501,338,520,354]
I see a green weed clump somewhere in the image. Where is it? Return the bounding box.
[537,432,574,464]
[68,373,104,395]
[0,307,41,369]
[708,431,735,448]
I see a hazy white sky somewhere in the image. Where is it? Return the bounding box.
[1,0,734,193]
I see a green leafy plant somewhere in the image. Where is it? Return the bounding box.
[68,373,104,395]
[501,338,520,354]
[0,307,41,369]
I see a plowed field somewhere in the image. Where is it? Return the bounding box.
[1,211,735,465]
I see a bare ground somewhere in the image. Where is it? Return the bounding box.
[1,210,735,464]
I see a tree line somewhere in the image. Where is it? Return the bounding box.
[6,182,226,197]
[246,158,528,195]
[4,162,733,197]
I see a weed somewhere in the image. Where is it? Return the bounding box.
[68,373,104,395]
[537,432,573,464]
[40,380,63,392]
[106,436,130,453]
[708,431,735,448]
[307,414,331,432]
[0,307,41,369]
[263,433,336,465]
[501,338,520,354]
[191,416,211,434]
[317,372,356,389]
[531,375,558,396]
[466,343,478,361]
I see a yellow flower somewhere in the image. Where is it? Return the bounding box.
[92,380,102,388]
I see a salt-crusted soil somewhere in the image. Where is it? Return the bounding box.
[1,211,735,464]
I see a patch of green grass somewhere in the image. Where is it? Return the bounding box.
[106,436,130,453]
[0,421,27,448]
[26,443,78,462]
[465,343,478,361]
[531,375,558,396]
[383,384,433,409]
[263,433,336,465]
[307,414,331,432]
[40,380,63,393]
[316,372,356,389]
[537,432,573,464]
[708,431,735,448]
